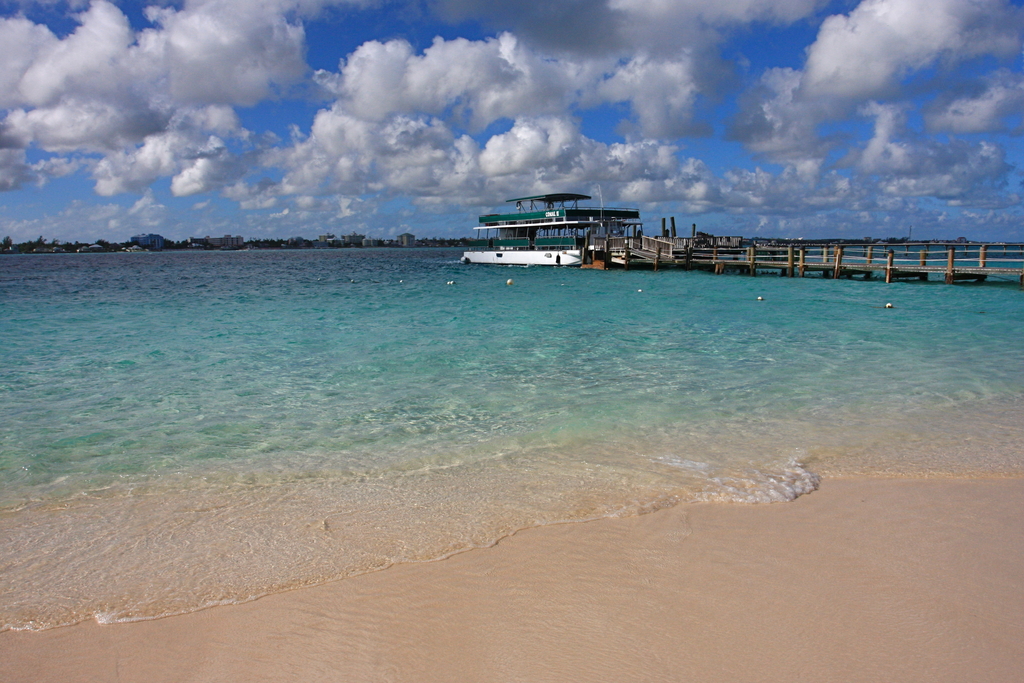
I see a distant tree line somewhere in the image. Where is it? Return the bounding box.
[1,235,472,253]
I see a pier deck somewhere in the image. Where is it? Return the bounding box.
[583,238,1024,288]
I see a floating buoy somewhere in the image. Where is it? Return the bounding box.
[885,303,893,308]
[638,289,643,292]
[506,279,514,286]
[447,280,455,285]
[757,296,763,301]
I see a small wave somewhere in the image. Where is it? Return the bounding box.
[660,456,820,504]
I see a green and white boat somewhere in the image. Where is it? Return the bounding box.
[461,193,642,266]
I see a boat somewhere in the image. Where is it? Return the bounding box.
[461,193,643,266]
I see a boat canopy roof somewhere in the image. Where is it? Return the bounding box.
[507,193,591,211]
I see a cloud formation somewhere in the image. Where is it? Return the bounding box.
[0,0,1022,242]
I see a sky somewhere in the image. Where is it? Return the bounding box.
[1,0,1023,243]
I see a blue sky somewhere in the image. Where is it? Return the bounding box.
[1,0,1023,243]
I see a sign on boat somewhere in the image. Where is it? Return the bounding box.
[461,193,643,266]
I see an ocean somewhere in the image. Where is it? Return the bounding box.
[2,248,1023,631]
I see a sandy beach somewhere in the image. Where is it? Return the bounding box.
[2,476,1022,683]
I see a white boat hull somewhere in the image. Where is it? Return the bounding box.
[461,250,581,266]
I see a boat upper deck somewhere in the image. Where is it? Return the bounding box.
[477,193,640,228]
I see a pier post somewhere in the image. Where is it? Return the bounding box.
[692,223,696,239]
[787,246,795,277]
[798,248,806,277]
[654,246,660,272]
[920,248,927,267]
[980,245,988,268]
[624,245,630,271]
[833,246,844,279]
[945,247,955,284]
[885,250,894,283]
[661,217,668,238]
[866,245,874,264]
[685,244,692,270]
[670,217,677,239]
[748,246,757,276]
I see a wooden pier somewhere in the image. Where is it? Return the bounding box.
[582,237,1024,288]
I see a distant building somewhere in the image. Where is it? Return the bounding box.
[318,233,336,242]
[191,235,244,249]
[362,237,381,247]
[398,233,415,247]
[342,232,366,246]
[131,233,165,250]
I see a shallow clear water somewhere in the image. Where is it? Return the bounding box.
[2,249,1023,630]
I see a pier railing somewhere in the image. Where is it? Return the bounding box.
[686,242,1024,284]
[585,238,1024,285]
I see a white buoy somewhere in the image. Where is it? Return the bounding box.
[638,289,643,292]
[885,303,893,308]
[507,279,514,286]
[757,296,763,301]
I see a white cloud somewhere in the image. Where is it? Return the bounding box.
[0,149,33,191]
[0,0,308,195]
[925,70,1024,134]
[144,0,308,106]
[726,68,834,178]
[802,0,1023,100]
[14,1,137,108]
[434,0,822,55]
[854,102,1012,201]
[4,99,168,153]
[319,33,584,130]
[597,54,704,138]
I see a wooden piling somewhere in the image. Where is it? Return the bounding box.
[661,217,667,238]
[748,246,757,276]
[798,248,806,277]
[670,217,677,239]
[945,247,955,285]
[833,246,844,279]
[920,248,927,267]
[866,245,874,264]
[885,250,894,283]
[787,246,795,277]
[980,245,988,268]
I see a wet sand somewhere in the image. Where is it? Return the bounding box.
[2,476,1022,682]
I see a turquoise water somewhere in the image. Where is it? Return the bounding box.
[3,249,1024,630]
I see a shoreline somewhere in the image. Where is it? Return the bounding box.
[2,475,1022,682]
